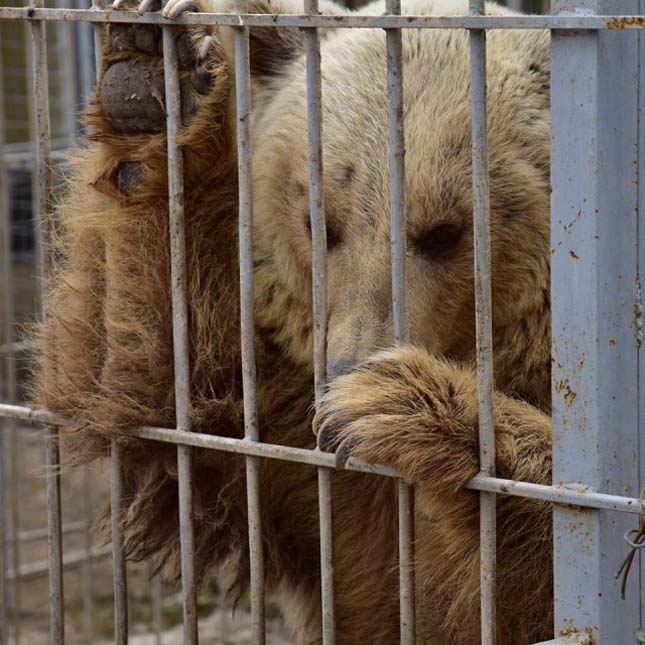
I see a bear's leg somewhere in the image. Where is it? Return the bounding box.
[314,346,553,644]
[36,1,245,583]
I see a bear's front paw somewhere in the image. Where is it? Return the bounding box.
[101,0,218,135]
[313,347,480,481]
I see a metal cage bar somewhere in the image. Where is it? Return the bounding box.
[111,440,128,644]
[550,0,643,639]
[233,2,266,641]
[302,1,336,642]
[384,1,416,642]
[4,8,645,29]
[27,1,66,642]
[161,24,199,645]
[4,402,645,514]
[0,27,11,645]
[468,1,497,643]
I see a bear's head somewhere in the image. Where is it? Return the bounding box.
[216,0,551,407]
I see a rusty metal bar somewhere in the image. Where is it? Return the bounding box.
[110,439,128,644]
[161,23,199,644]
[468,1,496,643]
[303,1,335,642]
[3,7,645,29]
[550,0,642,637]
[385,1,415,642]
[4,403,645,514]
[233,2,266,641]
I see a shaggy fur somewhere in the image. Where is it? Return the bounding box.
[35,0,554,642]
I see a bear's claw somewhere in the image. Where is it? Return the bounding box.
[162,0,202,19]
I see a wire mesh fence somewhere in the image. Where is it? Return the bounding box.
[0,0,644,643]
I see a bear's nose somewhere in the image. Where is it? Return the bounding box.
[326,357,360,380]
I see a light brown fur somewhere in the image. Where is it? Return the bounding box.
[35,1,554,642]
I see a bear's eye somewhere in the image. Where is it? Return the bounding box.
[415,223,463,259]
[306,217,341,251]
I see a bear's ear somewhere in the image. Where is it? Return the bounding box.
[212,0,344,79]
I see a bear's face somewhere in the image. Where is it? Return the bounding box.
[230,1,551,383]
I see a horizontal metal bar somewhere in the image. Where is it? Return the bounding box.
[0,7,645,30]
[2,403,644,515]
[7,545,111,583]
[468,474,645,515]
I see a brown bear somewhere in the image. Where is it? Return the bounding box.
[35,0,554,642]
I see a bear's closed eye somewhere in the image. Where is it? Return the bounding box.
[305,215,341,251]
[414,223,464,259]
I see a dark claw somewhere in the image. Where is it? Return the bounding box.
[334,437,357,470]
[316,415,347,454]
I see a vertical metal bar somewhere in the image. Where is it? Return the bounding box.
[46,428,64,645]
[29,3,64,643]
[91,0,105,83]
[82,466,93,644]
[110,439,128,644]
[29,0,52,306]
[161,24,198,645]
[303,1,336,642]
[639,0,645,632]
[233,2,265,641]
[384,2,415,643]
[551,0,642,639]
[79,9,103,639]
[152,573,163,645]
[0,427,7,645]
[1,46,21,632]
[61,0,80,138]
[0,35,10,643]
[468,1,496,644]
[8,425,21,645]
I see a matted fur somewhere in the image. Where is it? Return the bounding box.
[34,0,555,642]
